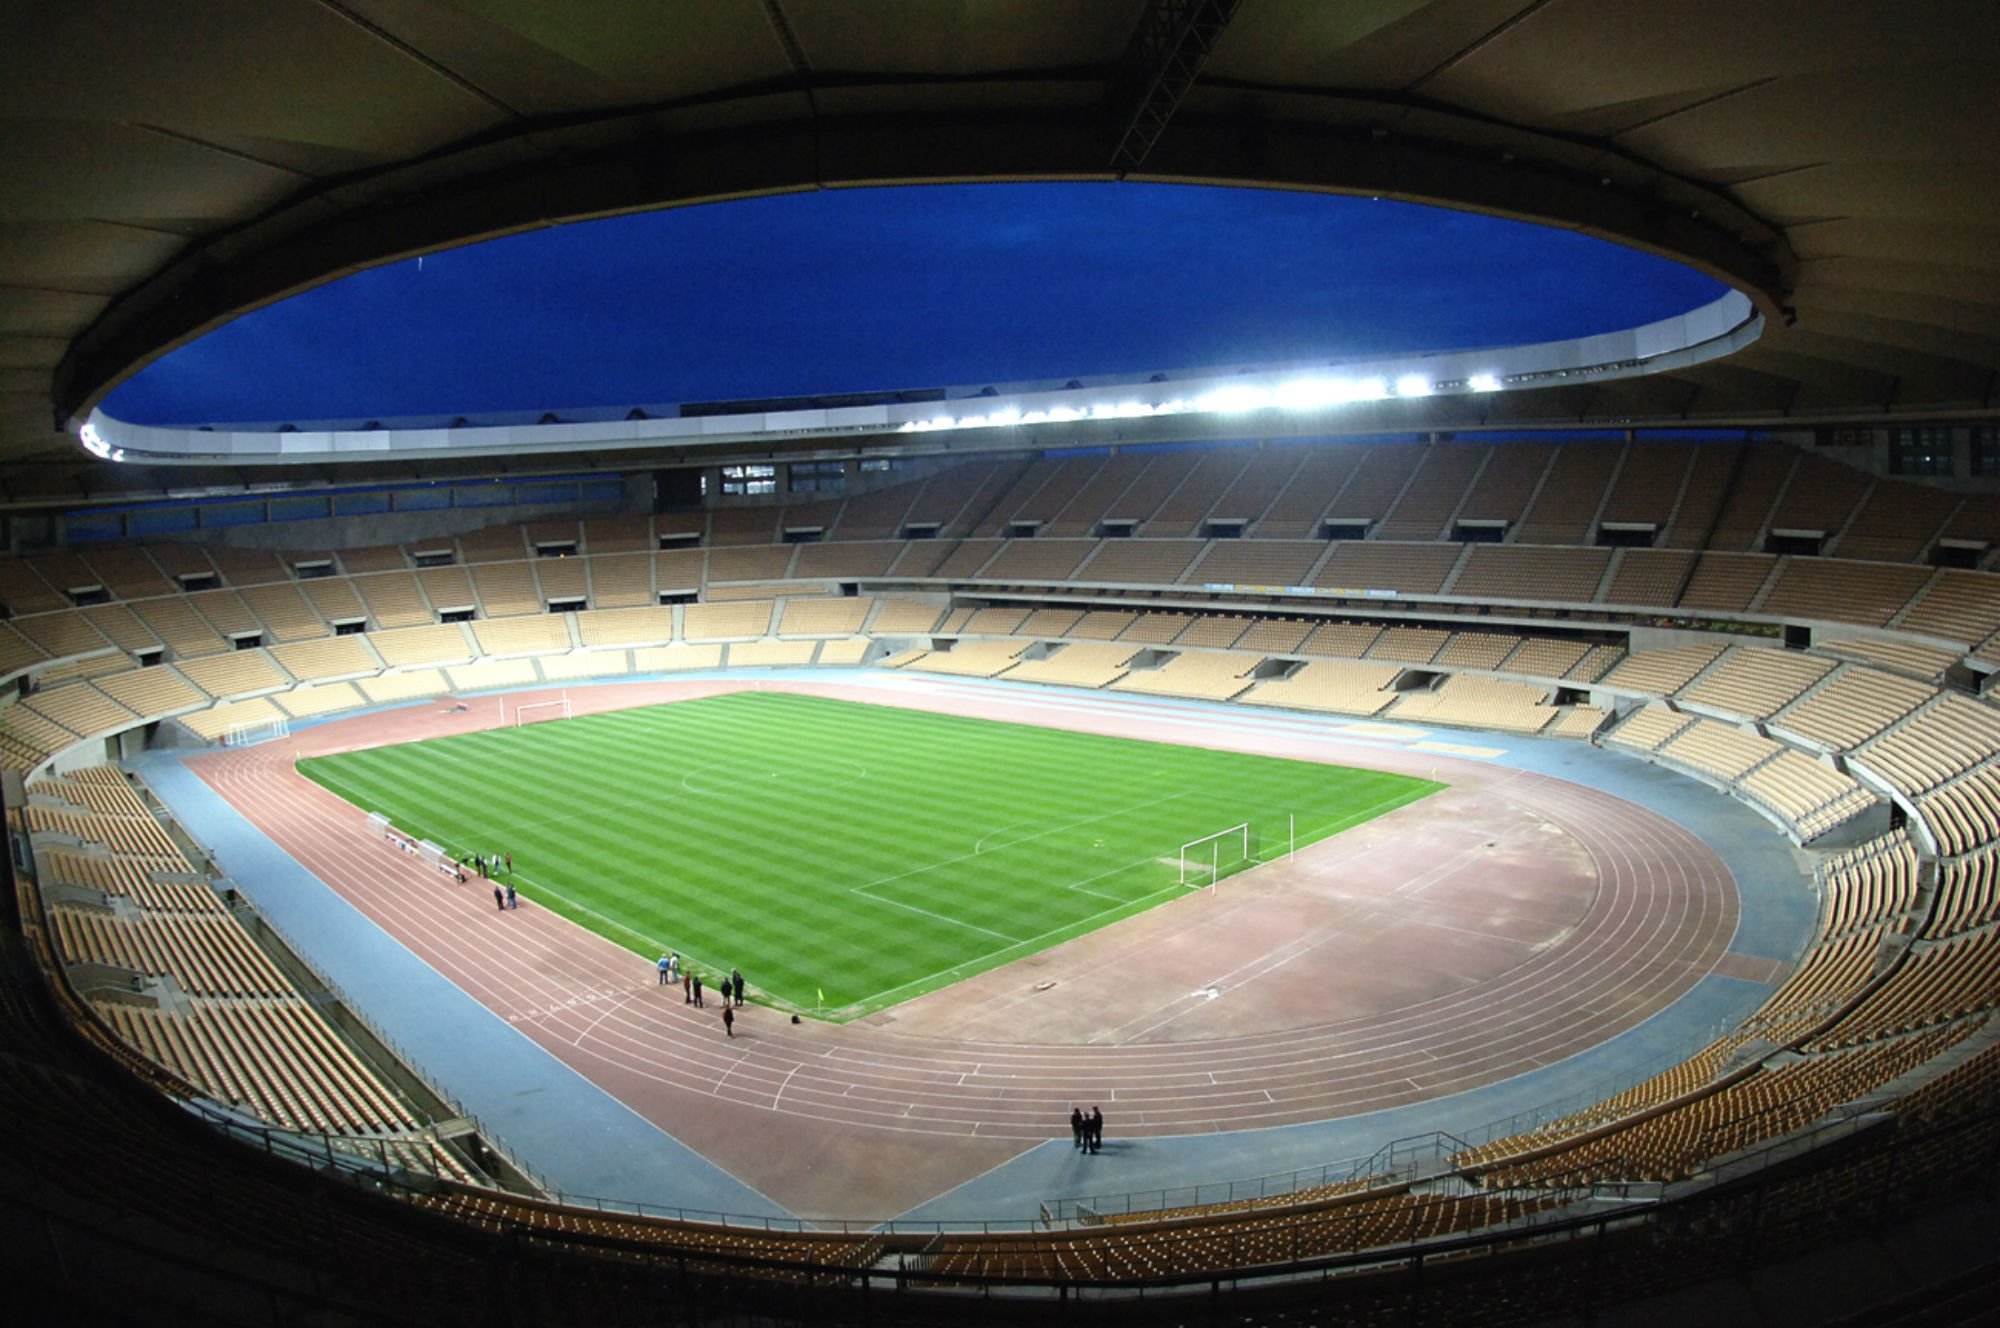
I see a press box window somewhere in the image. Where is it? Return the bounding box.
[721,464,776,496]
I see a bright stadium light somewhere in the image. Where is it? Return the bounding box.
[1469,373,1503,392]
[1275,378,1346,410]
[1352,377,1388,400]
[1395,374,1432,397]
[1195,385,1271,413]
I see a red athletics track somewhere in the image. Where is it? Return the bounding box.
[188,676,1741,1221]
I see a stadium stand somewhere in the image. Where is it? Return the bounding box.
[1001,642,1141,688]
[12,434,2000,1322]
[1390,675,1557,734]
[237,581,330,641]
[175,650,291,699]
[269,636,379,682]
[1111,650,1259,701]
[1314,541,1460,595]
[1679,645,1836,719]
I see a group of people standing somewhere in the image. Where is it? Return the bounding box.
[455,850,518,912]
[1070,1105,1106,1153]
[656,954,747,1032]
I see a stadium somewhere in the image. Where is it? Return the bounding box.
[3,3,2000,1324]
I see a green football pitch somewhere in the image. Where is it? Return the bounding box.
[296,691,1440,1019]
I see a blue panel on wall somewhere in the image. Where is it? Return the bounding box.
[199,503,263,528]
[331,491,390,516]
[131,506,201,534]
[580,478,625,504]
[270,494,332,522]
[66,511,124,542]
[453,484,514,508]
[514,482,571,506]
[395,487,451,511]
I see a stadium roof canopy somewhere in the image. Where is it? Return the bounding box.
[7,0,1999,470]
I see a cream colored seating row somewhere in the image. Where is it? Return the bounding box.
[1118,612,1195,645]
[961,606,1032,636]
[815,637,871,666]
[1433,631,1523,671]
[369,624,475,669]
[1918,767,2000,858]
[575,606,676,648]
[1924,850,2000,940]
[1389,675,1556,735]
[52,906,294,997]
[1239,660,1401,716]
[1451,545,1610,605]
[1544,705,1610,739]
[1000,642,1140,689]
[273,681,366,719]
[1812,932,2000,1046]
[1657,717,1783,782]
[1601,643,1728,695]
[1076,539,1203,585]
[1066,610,1136,640]
[470,615,574,656]
[37,846,217,913]
[1738,750,1874,839]
[894,639,1031,678]
[102,999,421,1137]
[778,596,873,637]
[1234,619,1312,654]
[352,571,433,630]
[532,557,587,607]
[30,768,152,817]
[14,803,184,859]
[1814,636,1959,681]
[177,696,287,741]
[20,681,140,739]
[1605,705,1695,753]
[866,597,945,635]
[682,598,776,641]
[723,639,817,668]
[539,650,635,680]
[270,635,378,682]
[1367,625,1450,664]
[1759,559,1934,628]
[177,650,291,699]
[1313,541,1459,596]
[237,582,329,642]
[1110,651,1258,701]
[633,644,724,672]
[1679,646,1835,720]
[1174,615,1255,649]
[1774,665,1932,750]
[1857,696,2000,795]
[131,595,232,659]
[470,561,541,617]
[1817,832,1920,939]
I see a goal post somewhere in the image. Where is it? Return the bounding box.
[223,716,290,747]
[512,693,573,727]
[1177,822,1258,890]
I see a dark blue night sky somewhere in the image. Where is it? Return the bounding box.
[106,183,1728,426]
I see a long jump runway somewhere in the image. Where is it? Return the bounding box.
[174,675,1774,1223]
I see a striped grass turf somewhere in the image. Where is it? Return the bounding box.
[296,691,1440,1019]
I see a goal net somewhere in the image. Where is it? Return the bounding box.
[513,695,573,727]
[1177,823,1260,889]
[224,716,290,747]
